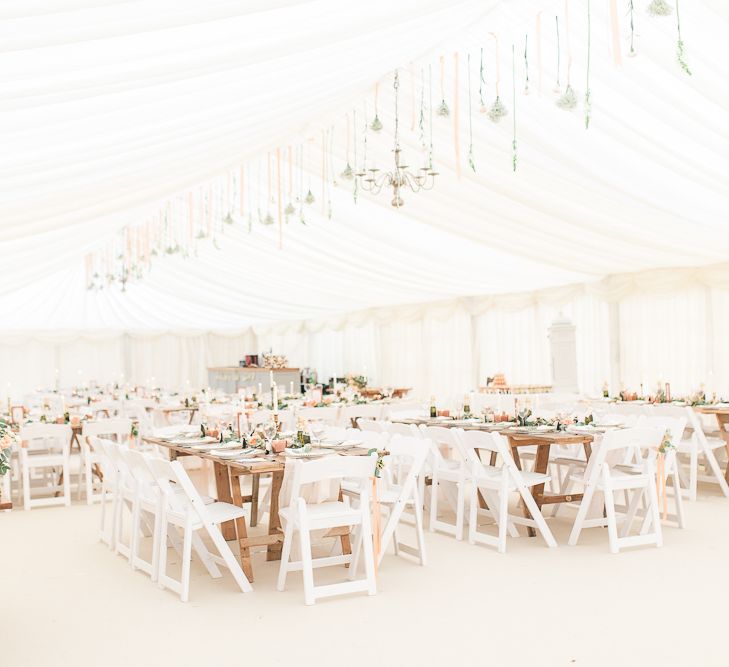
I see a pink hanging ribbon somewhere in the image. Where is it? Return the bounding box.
[608,0,622,65]
[453,52,461,179]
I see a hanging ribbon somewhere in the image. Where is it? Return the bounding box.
[188,191,194,248]
[608,0,622,65]
[239,166,245,217]
[453,52,461,178]
[585,0,592,129]
[565,0,572,87]
[467,53,475,172]
[676,0,691,75]
[512,44,517,172]
[536,12,543,95]
[276,146,282,248]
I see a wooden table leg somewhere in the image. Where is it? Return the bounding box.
[520,443,551,537]
[266,470,284,561]
[213,462,237,540]
[230,473,254,582]
[250,474,260,527]
[337,487,353,563]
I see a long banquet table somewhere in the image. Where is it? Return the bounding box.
[143,436,373,581]
[394,418,594,536]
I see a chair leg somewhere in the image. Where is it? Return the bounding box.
[645,470,664,548]
[129,498,141,570]
[22,461,31,510]
[468,483,478,545]
[428,474,438,532]
[455,479,465,541]
[568,476,598,546]
[359,507,377,596]
[277,522,294,592]
[191,532,222,578]
[412,485,427,565]
[688,447,698,501]
[519,483,557,548]
[348,524,364,581]
[672,467,685,529]
[298,525,315,606]
[602,471,619,554]
[497,479,509,554]
[180,519,193,602]
[63,460,71,507]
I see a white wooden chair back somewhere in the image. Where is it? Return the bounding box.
[296,406,340,425]
[285,455,376,506]
[339,404,383,426]
[82,418,132,445]
[383,422,420,438]
[19,423,71,455]
[357,418,386,433]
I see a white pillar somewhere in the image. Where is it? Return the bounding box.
[548,314,578,394]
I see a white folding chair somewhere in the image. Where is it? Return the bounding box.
[339,404,383,427]
[118,448,167,579]
[631,415,686,528]
[420,425,469,540]
[461,430,556,553]
[148,457,252,602]
[18,423,73,510]
[81,418,132,504]
[683,408,729,499]
[297,406,341,425]
[277,455,377,605]
[356,418,387,433]
[568,427,664,553]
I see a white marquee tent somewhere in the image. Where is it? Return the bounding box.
[2,0,728,398]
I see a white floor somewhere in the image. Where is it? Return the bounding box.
[2,486,727,667]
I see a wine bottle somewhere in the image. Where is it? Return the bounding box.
[429,396,437,419]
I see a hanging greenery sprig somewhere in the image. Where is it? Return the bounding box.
[371,83,383,131]
[467,53,476,172]
[556,2,578,110]
[428,64,435,169]
[554,15,561,92]
[479,47,487,111]
[488,32,508,121]
[675,0,691,75]
[437,55,450,116]
[523,35,530,95]
[353,108,360,203]
[584,0,592,128]
[512,44,517,172]
[418,68,427,149]
[341,113,354,180]
[628,0,637,57]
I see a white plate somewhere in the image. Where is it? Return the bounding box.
[321,441,357,450]
[283,448,330,458]
[214,449,248,459]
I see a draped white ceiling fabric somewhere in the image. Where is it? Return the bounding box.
[1,0,729,334]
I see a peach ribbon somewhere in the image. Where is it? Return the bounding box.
[536,12,543,95]
[276,146,283,249]
[608,0,622,66]
[453,52,461,179]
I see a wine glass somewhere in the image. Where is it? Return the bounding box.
[262,420,277,452]
[309,421,325,447]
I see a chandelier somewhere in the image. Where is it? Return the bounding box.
[358,70,437,207]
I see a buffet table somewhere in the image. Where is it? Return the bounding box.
[207,367,300,394]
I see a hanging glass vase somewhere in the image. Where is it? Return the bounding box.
[370,115,383,132]
[437,99,450,117]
